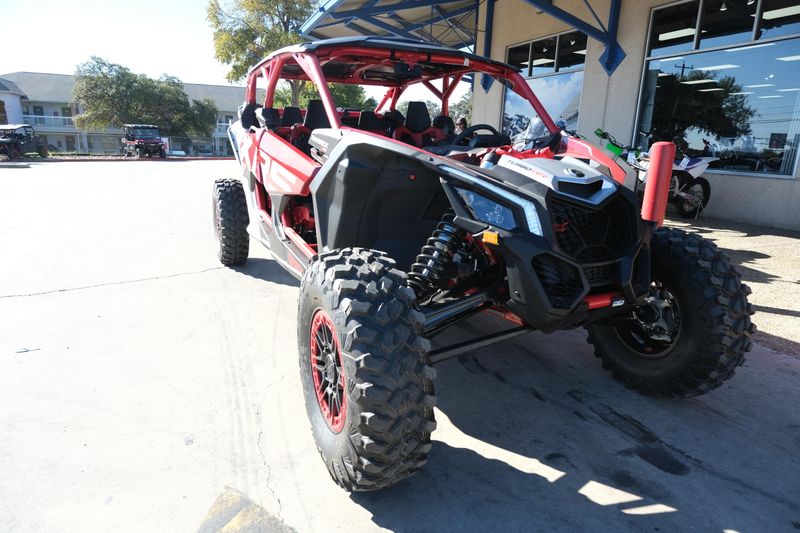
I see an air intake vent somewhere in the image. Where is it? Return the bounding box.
[557,180,603,199]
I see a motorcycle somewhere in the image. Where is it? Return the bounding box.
[594,129,714,219]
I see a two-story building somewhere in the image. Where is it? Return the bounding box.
[0,71,246,156]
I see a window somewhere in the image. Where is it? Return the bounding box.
[504,31,587,138]
[33,106,44,125]
[638,0,800,176]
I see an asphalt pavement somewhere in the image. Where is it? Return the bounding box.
[0,160,798,532]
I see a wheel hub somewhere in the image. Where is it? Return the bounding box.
[309,309,346,432]
[615,283,682,358]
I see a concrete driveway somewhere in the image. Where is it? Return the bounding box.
[0,161,798,532]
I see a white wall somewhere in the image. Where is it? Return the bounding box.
[473,0,800,231]
[0,93,24,123]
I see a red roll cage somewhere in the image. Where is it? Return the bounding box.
[244,42,558,134]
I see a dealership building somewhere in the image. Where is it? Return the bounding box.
[303,0,800,230]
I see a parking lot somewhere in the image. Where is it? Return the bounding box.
[1,160,798,532]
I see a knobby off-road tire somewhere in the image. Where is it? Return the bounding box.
[298,248,436,491]
[212,178,249,265]
[7,144,20,160]
[586,227,754,397]
[37,146,48,158]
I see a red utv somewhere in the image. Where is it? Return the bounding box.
[212,37,754,492]
[121,124,166,158]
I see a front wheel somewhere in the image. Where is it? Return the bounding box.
[673,177,711,218]
[298,248,436,491]
[586,228,754,397]
[7,144,20,160]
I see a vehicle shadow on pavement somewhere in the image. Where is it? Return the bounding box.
[351,316,800,532]
[230,258,299,287]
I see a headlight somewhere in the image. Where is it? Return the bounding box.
[455,187,517,230]
[440,164,544,237]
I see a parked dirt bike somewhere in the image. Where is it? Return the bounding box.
[595,129,714,219]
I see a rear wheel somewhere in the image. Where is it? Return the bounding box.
[674,177,711,218]
[586,228,754,397]
[298,248,436,491]
[212,178,249,265]
[134,148,142,159]
[37,145,48,158]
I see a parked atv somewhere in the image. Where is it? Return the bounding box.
[212,37,754,492]
[0,124,48,160]
[120,124,166,158]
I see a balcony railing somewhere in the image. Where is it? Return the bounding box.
[22,114,76,130]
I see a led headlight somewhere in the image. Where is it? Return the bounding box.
[454,188,517,231]
[441,165,544,237]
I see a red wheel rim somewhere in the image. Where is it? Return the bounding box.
[309,309,346,432]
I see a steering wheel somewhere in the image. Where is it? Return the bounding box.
[452,124,500,146]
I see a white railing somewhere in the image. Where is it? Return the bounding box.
[22,114,76,130]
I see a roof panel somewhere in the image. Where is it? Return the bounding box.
[301,0,479,50]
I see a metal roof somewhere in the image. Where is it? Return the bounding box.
[0,78,27,97]
[301,0,479,50]
[301,0,627,75]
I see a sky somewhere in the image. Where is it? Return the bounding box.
[0,0,469,104]
[0,0,233,85]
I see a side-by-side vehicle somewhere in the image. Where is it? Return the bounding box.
[211,37,754,492]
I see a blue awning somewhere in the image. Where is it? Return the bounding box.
[301,0,626,75]
[300,0,480,51]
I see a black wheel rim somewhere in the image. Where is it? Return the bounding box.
[310,309,346,432]
[613,282,682,359]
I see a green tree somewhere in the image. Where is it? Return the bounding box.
[73,57,218,137]
[448,90,472,124]
[650,72,755,152]
[207,0,313,105]
[274,82,372,109]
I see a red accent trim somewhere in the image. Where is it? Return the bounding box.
[584,292,625,310]
[561,137,627,184]
[309,309,346,433]
[640,141,676,226]
[487,307,526,326]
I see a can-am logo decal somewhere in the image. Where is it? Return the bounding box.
[553,221,569,234]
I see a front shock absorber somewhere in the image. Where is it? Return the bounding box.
[407,214,466,300]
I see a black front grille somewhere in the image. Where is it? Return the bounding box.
[532,254,583,309]
[550,196,635,262]
[583,264,613,287]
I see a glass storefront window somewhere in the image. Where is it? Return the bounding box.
[505,32,586,138]
[507,43,531,76]
[758,0,800,39]
[530,37,557,76]
[557,32,588,71]
[700,0,758,48]
[648,1,699,57]
[639,38,800,175]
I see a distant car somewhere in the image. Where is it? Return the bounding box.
[0,124,48,160]
[120,124,166,158]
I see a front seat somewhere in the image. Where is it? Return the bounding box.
[393,102,446,147]
[291,100,330,154]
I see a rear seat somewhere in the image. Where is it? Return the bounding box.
[356,111,386,135]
